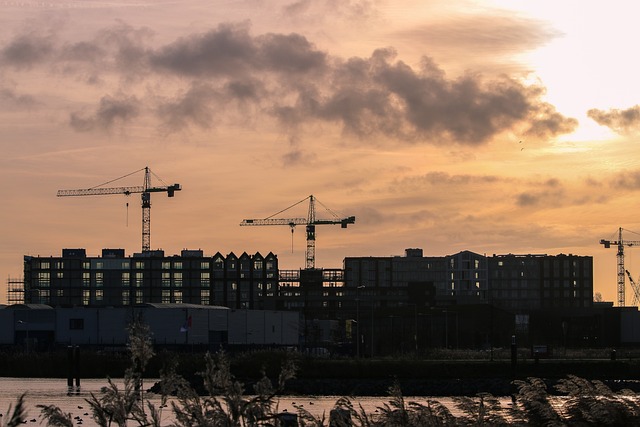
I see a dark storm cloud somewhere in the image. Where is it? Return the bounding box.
[69,94,140,132]
[0,22,577,144]
[588,105,640,134]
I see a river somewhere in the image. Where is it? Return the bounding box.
[0,377,510,425]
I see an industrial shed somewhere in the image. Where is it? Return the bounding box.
[0,304,299,350]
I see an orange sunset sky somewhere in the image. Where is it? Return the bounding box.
[1,0,640,305]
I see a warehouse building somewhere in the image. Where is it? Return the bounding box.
[0,303,299,350]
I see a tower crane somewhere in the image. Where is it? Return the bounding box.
[57,166,181,253]
[600,227,640,307]
[624,270,640,307]
[240,195,355,269]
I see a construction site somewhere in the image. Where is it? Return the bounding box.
[3,167,640,355]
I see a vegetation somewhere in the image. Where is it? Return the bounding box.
[3,320,639,425]
[1,393,27,427]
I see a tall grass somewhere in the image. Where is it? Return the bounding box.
[23,318,640,426]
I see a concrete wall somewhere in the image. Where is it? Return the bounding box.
[228,310,299,346]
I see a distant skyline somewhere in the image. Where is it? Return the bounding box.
[2,1,640,304]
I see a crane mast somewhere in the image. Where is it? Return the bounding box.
[241,195,355,269]
[624,270,640,307]
[600,227,640,307]
[57,166,181,252]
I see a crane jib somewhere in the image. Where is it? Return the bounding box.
[57,167,180,253]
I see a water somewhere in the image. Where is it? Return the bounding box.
[0,377,499,425]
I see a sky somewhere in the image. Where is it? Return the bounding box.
[2,0,640,305]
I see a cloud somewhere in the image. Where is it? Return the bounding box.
[611,170,640,190]
[392,13,560,56]
[155,83,220,132]
[0,88,37,108]
[281,0,379,26]
[1,32,55,69]
[515,178,567,207]
[69,94,140,132]
[588,105,640,134]
[392,171,501,189]
[1,21,578,145]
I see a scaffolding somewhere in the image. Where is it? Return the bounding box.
[7,276,24,305]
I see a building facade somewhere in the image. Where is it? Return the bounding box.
[489,253,594,311]
[24,249,279,310]
[18,246,601,352]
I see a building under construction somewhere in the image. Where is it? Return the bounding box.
[12,246,628,354]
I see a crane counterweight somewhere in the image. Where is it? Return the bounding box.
[241,195,355,269]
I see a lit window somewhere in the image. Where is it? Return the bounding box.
[174,272,182,287]
[95,272,103,287]
[174,262,182,270]
[122,290,130,305]
[254,260,263,270]
[95,289,103,301]
[201,261,210,269]
[39,289,50,304]
[135,261,144,269]
[121,261,130,269]
[162,261,171,270]
[201,272,210,287]
[40,261,50,269]
[38,272,50,287]
[82,290,90,306]
[83,262,90,270]
[135,290,143,304]
[122,272,130,286]
[95,262,103,269]
[201,289,210,305]
[135,272,143,287]
[162,272,171,287]
[162,290,171,303]
[82,272,90,287]
[174,290,182,303]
